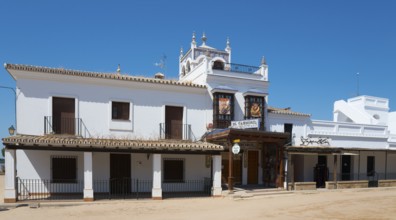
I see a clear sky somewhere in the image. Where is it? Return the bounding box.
[1,0,396,156]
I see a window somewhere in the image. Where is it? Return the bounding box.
[51,156,77,183]
[284,123,293,143]
[244,96,265,130]
[163,159,184,183]
[213,92,234,129]
[112,101,130,120]
[367,156,375,176]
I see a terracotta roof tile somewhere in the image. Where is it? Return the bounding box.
[4,63,206,89]
[2,135,223,152]
[268,106,311,117]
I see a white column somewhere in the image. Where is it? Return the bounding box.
[152,154,162,199]
[212,155,222,197]
[4,149,16,203]
[83,152,94,202]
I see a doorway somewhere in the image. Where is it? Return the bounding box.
[263,145,277,187]
[341,155,351,180]
[222,153,242,185]
[165,106,183,139]
[110,154,131,194]
[314,155,328,188]
[52,97,75,135]
[247,150,259,184]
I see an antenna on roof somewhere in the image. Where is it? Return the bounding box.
[356,72,360,96]
[154,54,167,73]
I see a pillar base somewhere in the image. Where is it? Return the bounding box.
[4,189,16,203]
[83,189,94,201]
[152,188,162,199]
[83,198,94,202]
[152,197,163,200]
[4,198,17,203]
[211,187,222,197]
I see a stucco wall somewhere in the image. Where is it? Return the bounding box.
[17,78,210,139]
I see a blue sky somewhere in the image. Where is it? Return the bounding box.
[1,0,396,155]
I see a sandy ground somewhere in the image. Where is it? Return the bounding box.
[1,175,396,220]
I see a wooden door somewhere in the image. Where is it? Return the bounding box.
[222,155,242,185]
[52,97,75,135]
[165,106,183,139]
[248,151,259,184]
[110,154,131,194]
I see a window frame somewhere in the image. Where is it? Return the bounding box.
[111,101,130,121]
[244,95,265,130]
[213,92,235,129]
[51,156,78,184]
[163,158,185,183]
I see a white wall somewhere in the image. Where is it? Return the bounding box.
[16,77,210,140]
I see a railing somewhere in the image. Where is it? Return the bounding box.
[93,179,152,200]
[162,178,212,198]
[16,178,212,201]
[224,63,260,74]
[17,178,84,201]
[44,116,91,138]
[159,123,196,141]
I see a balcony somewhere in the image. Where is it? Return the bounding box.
[213,63,260,74]
[159,123,195,141]
[308,120,388,138]
[44,116,90,138]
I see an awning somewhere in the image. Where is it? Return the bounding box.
[205,128,289,146]
[2,135,223,154]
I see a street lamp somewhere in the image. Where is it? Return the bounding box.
[8,125,15,136]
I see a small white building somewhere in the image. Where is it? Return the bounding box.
[270,96,396,189]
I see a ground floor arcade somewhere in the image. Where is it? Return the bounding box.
[286,146,396,189]
[3,135,224,203]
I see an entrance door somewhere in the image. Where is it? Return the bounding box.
[110,154,131,194]
[248,151,259,184]
[52,97,75,135]
[263,145,277,187]
[314,155,328,188]
[222,153,242,185]
[165,106,183,139]
[341,155,351,180]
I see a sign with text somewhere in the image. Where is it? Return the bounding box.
[230,119,259,130]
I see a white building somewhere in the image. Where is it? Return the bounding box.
[3,33,290,203]
[3,33,395,203]
[270,96,396,188]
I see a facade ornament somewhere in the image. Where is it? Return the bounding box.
[225,37,231,51]
[179,47,184,59]
[191,31,196,48]
[202,32,207,46]
[261,56,267,65]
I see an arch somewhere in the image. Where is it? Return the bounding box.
[212,60,225,70]
[181,66,186,76]
[186,61,191,73]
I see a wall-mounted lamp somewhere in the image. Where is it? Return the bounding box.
[8,125,15,136]
[146,153,151,160]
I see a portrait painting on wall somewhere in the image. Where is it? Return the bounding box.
[219,98,231,115]
[250,102,261,118]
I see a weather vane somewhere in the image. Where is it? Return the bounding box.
[154,54,167,73]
